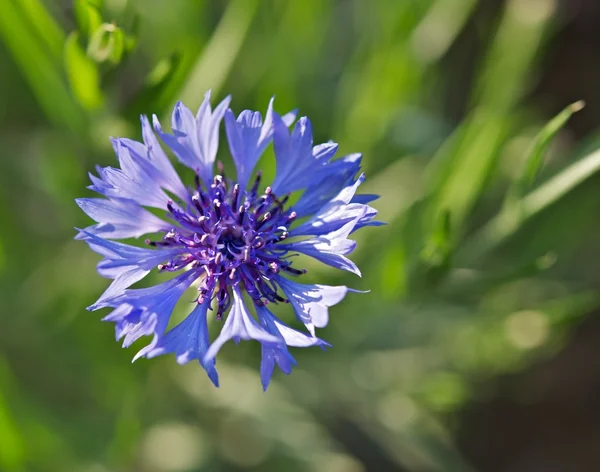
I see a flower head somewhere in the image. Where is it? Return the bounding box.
[76,91,381,389]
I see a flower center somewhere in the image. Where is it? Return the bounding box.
[217,227,245,259]
[147,172,303,318]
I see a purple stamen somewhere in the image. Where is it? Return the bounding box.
[156,172,302,316]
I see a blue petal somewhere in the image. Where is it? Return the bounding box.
[225,99,298,190]
[143,298,219,386]
[291,203,367,237]
[290,174,374,237]
[313,142,339,162]
[106,138,182,208]
[351,194,379,204]
[100,268,198,309]
[140,115,189,201]
[90,167,161,209]
[203,286,280,365]
[281,109,298,127]
[351,204,384,233]
[280,212,364,276]
[272,114,339,194]
[276,278,348,334]
[293,153,362,217]
[259,342,295,391]
[104,304,139,340]
[153,91,231,184]
[94,270,199,353]
[103,304,153,348]
[91,162,170,210]
[256,304,329,348]
[76,223,154,240]
[77,229,178,269]
[87,169,112,195]
[76,198,170,239]
[255,304,295,390]
[111,139,163,193]
[94,264,150,306]
[225,98,276,190]
[256,305,331,389]
[354,220,386,232]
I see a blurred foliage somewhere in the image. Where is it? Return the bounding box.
[0,0,599,471]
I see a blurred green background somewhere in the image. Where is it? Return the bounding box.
[2,0,600,471]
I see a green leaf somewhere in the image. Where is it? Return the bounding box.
[64,31,104,110]
[507,100,585,204]
[87,23,126,64]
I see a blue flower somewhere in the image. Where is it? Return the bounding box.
[76,91,381,389]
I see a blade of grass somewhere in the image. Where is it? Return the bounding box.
[174,0,259,112]
[505,100,585,206]
[20,0,65,63]
[426,0,556,244]
[462,148,600,263]
[427,110,510,242]
[411,0,478,64]
[473,0,557,113]
[0,359,25,471]
[333,2,429,152]
[0,0,85,133]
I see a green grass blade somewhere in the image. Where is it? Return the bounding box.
[20,0,65,63]
[462,148,600,262]
[0,0,85,132]
[427,110,510,242]
[506,100,585,205]
[473,0,557,113]
[424,0,556,249]
[0,360,25,471]
[411,0,478,63]
[175,0,259,111]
